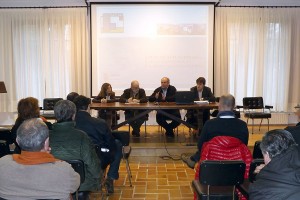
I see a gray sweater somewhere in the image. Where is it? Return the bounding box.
[0,155,80,200]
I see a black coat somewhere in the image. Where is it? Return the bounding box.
[285,124,300,145]
[119,88,148,103]
[190,86,215,102]
[249,145,300,200]
[75,111,116,152]
[149,85,177,102]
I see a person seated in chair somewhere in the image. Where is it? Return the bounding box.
[73,95,122,194]
[285,105,300,144]
[50,100,102,199]
[249,129,300,200]
[67,92,79,102]
[119,80,148,137]
[92,83,118,129]
[149,77,181,137]
[186,77,215,131]
[182,94,249,169]
[0,118,80,200]
[11,97,52,153]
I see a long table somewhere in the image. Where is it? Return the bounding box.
[90,102,218,130]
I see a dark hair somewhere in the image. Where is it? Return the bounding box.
[99,83,112,98]
[66,92,79,102]
[17,118,49,152]
[17,97,40,120]
[54,100,76,122]
[260,129,296,159]
[73,95,91,111]
[196,77,206,85]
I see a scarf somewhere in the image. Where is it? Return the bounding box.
[13,151,59,165]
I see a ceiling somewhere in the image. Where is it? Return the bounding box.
[0,0,299,8]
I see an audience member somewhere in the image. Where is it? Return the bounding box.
[249,129,300,200]
[149,77,181,137]
[11,97,52,153]
[50,100,102,199]
[92,83,118,128]
[67,92,79,102]
[0,118,80,200]
[285,105,300,144]
[119,80,148,137]
[186,77,215,131]
[73,95,122,194]
[182,94,249,169]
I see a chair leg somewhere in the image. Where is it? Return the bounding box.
[144,121,147,138]
[267,118,269,131]
[124,158,132,187]
[252,118,254,134]
[259,119,263,131]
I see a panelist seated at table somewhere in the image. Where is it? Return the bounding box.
[249,129,300,200]
[119,80,148,137]
[149,77,181,137]
[92,83,118,129]
[186,77,215,130]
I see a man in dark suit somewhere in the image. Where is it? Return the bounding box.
[73,95,122,194]
[186,77,215,131]
[149,77,181,137]
[119,80,148,137]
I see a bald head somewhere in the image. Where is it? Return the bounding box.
[161,77,170,89]
[131,80,140,93]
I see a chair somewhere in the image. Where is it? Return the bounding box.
[243,97,273,134]
[193,136,253,200]
[95,131,132,187]
[237,159,264,199]
[42,98,63,119]
[192,160,246,200]
[43,98,63,110]
[252,140,263,159]
[65,160,85,200]
[0,140,10,157]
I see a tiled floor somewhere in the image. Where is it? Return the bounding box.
[90,157,195,200]
[89,124,286,200]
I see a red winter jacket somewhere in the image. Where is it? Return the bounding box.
[194,136,253,200]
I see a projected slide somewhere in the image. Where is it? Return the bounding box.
[91,4,214,96]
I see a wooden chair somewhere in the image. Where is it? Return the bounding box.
[192,160,245,200]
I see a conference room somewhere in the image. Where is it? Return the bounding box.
[1,0,300,199]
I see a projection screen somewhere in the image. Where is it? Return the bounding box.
[91,3,214,96]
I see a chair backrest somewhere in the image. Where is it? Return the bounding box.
[65,159,85,184]
[253,140,263,159]
[43,98,63,110]
[243,97,264,110]
[0,140,10,157]
[248,159,264,182]
[199,160,245,186]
